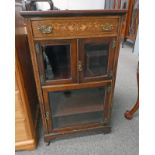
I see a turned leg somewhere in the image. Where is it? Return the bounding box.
[45,136,56,145]
[124,98,139,120]
[124,63,139,120]
[46,141,51,146]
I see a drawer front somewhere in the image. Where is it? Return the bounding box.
[32,17,119,39]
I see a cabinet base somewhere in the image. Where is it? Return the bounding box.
[44,126,111,142]
[15,139,37,151]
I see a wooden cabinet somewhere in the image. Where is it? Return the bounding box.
[15,0,39,150]
[15,53,38,150]
[21,2,126,143]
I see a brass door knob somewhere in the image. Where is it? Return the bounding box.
[45,112,49,120]
[38,25,53,34]
[78,61,83,72]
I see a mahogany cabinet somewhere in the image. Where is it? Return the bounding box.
[21,1,126,143]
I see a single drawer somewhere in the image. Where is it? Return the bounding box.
[32,17,119,39]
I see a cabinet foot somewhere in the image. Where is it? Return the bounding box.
[124,111,133,120]
[103,126,111,134]
[122,38,127,48]
[122,42,124,48]
[46,141,51,146]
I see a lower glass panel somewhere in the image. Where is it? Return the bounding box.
[48,87,105,129]
[53,112,103,129]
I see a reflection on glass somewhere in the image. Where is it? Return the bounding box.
[43,45,71,81]
[48,87,105,129]
[84,43,109,77]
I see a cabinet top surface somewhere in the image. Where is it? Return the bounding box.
[21,9,127,18]
[20,1,127,18]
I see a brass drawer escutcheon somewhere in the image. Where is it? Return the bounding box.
[38,25,53,34]
[101,23,113,31]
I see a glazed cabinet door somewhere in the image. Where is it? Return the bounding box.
[78,37,116,82]
[42,82,112,133]
[35,39,77,85]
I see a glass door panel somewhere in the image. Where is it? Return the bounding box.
[35,39,77,85]
[47,87,106,130]
[84,43,109,77]
[52,112,103,129]
[79,37,116,82]
[43,44,71,80]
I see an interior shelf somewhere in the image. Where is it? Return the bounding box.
[48,88,105,117]
[84,43,109,77]
[52,111,104,129]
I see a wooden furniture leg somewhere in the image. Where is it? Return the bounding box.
[124,63,139,120]
[124,97,139,120]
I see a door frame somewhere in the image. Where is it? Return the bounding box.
[35,39,77,86]
[78,37,116,83]
[42,80,112,133]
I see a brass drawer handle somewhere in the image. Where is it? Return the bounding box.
[38,25,53,34]
[101,23,113,31]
